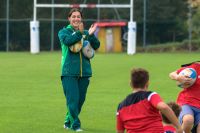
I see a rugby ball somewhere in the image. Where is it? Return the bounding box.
[69,40,83,53]
[82,40,95,59]
[177,68,197,88]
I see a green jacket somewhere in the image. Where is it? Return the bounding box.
[58,25,100,77]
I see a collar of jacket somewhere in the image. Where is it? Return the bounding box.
[66,24,75,31]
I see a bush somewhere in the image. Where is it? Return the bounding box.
[137,39,200,53]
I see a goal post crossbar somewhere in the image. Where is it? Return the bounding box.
[33,0,133,21]
[36,4,131,8]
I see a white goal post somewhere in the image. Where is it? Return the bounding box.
[30,0,136,55]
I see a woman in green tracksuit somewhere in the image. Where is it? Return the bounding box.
[58,8,100,132]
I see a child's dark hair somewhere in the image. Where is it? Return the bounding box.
[68,8,83,18]
[162,101,181,124]
[130,68,149,89]
[181,61,200,67]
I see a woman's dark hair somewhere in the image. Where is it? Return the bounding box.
[68,8,83,18]
[130,68,149,88]
[181,61,200,67]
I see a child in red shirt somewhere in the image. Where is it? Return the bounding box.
[169,61,200,133]
[116,68,183,133]
[162,101,182,133]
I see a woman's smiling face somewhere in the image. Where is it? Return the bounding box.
[68,11,82,30]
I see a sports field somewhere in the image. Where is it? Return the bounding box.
[0,52,198,133]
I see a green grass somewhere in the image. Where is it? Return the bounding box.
[0,52,199,133]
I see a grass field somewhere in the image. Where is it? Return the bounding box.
[0,52,199,133]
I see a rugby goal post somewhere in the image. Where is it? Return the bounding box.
[30,0,136,55]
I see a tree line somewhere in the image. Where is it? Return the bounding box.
[0,0,199,51]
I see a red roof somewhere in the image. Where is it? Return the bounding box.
[95,22,126,27]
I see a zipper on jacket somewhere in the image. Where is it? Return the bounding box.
[80,52,82,77]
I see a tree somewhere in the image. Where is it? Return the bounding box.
[192,7,200,38]
[134,0,188,45]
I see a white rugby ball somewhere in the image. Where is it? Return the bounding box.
[177,68,197,88]
[82,40,95,59]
